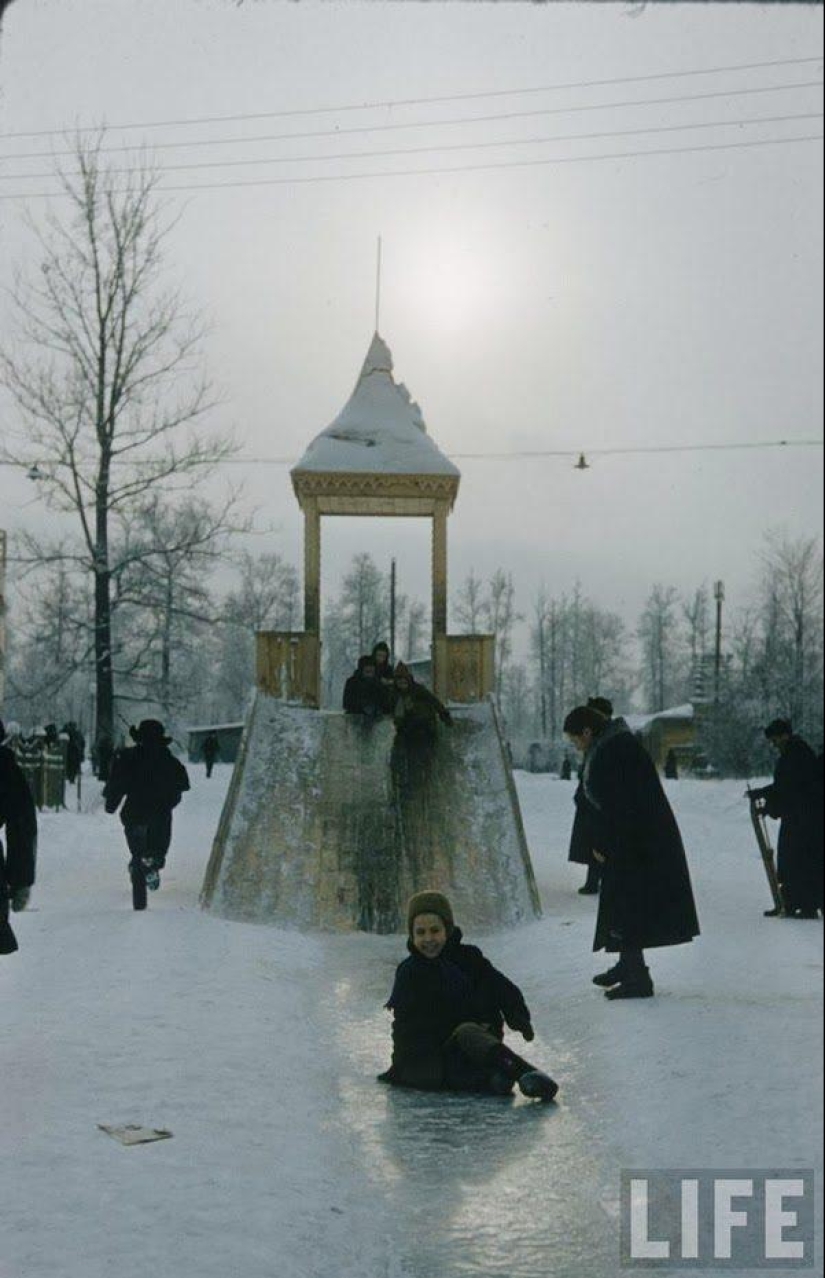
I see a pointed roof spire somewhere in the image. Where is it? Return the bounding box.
[292,333,459,479]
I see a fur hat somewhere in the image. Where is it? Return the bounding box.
[764,718,793,740]
[564,705,608,736]
[407,890,455,935]
[394,661,413,683]
[130,719,171,745]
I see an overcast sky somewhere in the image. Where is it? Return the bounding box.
[0,0,822,637]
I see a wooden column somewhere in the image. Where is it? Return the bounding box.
[303,499,321,635]
[432,503,448,697]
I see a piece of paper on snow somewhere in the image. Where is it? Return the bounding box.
[98,1124,173,1146]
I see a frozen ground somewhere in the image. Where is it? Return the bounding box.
[2,765,822,1278]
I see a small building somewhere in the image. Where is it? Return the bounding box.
[625,704,698,772]
[187,723,245,765]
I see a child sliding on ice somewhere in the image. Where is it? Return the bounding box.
[379,891,558,1102]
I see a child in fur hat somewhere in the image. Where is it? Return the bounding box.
[379,890,558,1101]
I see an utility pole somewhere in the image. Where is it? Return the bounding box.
[389,557,397,662]
[714,580,725,705]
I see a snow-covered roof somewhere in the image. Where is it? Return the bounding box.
[624,704,695,732]
[292,333,460,478]
[185,723,246,733]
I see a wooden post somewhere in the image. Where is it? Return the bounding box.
[432,503,448,697]
[303,499,321,635]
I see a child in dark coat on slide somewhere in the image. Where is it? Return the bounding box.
[379,891,558,1101]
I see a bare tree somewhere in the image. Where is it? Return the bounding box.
[759,530,823,732]
[453,569,486,633]
[113,495,244,718]
[637,584,684,712]
[4,558,94,728]
[0,133,231,745]
[484,569,522,703]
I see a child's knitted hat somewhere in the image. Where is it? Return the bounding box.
[407,890,455,936]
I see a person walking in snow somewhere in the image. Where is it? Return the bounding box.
[0,719,37,956]
[379,891,558,1101]
[103,720,190,901]
[750,719,823,919]
[564,705,700,1000]
[568,697,613,896]
[201,731,220,778]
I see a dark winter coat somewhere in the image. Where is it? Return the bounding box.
[343,663,394,716]
[584,720,700,953]
[756,736,823,911]
[383,928,533,1091]
[103,743,190,827]
[568,772,601,866]
[201,733,220,763]
[393,681,452,742]
[0,745,38,955]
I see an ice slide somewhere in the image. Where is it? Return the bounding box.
[201,693,541,933]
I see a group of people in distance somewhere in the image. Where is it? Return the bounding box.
[343,641,453,743]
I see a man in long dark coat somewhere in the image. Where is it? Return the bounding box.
[104,719,190,896]
[751,719,823,919]
[568,697,613,895]
[564,705,700,999]
[0,720,37,955]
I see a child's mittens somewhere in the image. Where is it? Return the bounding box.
[510,1018,534,1042]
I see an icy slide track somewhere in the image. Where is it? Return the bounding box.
[3,770,822,1278]
[201,693,542,933]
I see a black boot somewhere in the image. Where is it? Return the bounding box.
[593,963,624,988]
[605,949,654,1000]
[605,977,654,1000]
[485,1043,558,1102]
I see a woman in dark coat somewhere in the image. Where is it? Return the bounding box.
[380,891,558,1101]
[0,720,37,955]
[104,719,190,900]
[567,697,614,894]
[751,720,823,918]
[564,706,700,1000]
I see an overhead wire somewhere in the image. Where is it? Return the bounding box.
[1,110,820,181]
[1,53,820,140]
[6,440,817,471]
[0,131,821,202]
[2,78,822,163]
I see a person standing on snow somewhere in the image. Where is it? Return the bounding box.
[103,720,190,898]
[0,719,37,956]
[568,696,613,896]
[379,891,558,1101]
[750,719,823,919]
[201,731,220,778]
[564,705,700,1000]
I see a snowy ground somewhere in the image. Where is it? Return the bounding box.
[2,765,822,1278]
